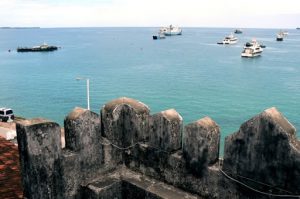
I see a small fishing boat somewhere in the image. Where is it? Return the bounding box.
[17,43,58,52]
[244,39,266,49]
[217,33,238,45]
[234,29,243,34]
[153,31,166,40]
[160,25,182,36]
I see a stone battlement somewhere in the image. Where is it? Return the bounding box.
[16,97,300,199]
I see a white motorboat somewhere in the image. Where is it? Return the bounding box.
[241,41,263,58]
[217,33,238,45]
[160,25,182,36]
[276,32,284,41]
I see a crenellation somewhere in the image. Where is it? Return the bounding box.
[223,107,300,196]
[149,109,182,152]
[101,97,151,165]
[183,116,220,177]
[16,119,62,199]
[16,98,300,199]
[64,108,103,175]
[101,97,150,143]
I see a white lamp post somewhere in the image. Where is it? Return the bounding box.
[76,77,90,110]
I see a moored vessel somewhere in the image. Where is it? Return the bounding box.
[17,43,58,52]
[276,32,284,41]
[234,29,243,34]
[244,39,266,49]
[217,33,238,45]
[241,41,263,58]
[160,25,182,36]
[153,31,166,40]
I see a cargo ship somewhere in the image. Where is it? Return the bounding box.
[17,43,58,52]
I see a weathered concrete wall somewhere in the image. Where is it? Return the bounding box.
[101,97,150,164]
[16,119,62,199]
[59,149,81,199]
[64,107,103,180]
[101,97,150,144]
[16,97,300,199]
[149,109,182,152]
[125,112,221,198]
[223,107,300,197]
[183,117,220,177]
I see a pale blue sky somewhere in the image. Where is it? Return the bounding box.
[0,0,299,28]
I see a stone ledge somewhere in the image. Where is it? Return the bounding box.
[82,167,201,199]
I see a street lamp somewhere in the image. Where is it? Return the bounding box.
[76,77,90,110]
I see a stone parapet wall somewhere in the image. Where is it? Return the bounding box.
[223,107,300,197]
[16,97,300,199]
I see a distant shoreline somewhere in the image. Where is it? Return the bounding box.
[0,27,40,29]
[0,26,298,30]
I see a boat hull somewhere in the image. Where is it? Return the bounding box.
[241,53,261,58]
[160,25,182,36]
[217,40,238,45]
[164,31,182,36]
[241,43,263,58]
[234,30,243,34]
[153,35,165,40]
[17,46,58,52]
[276,37,283,41]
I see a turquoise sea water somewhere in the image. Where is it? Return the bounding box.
[0,28,299,150]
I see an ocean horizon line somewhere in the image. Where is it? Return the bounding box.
[1,26,298,30]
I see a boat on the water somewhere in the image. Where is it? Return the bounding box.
[17,43,58,52]
[153,31,166,40]
[217,33,238,45]
[244,39,266,49]
[234,29,243,34]
[153,34,166,40]
[297,27,300,30]
[160,25,182,36]
[276,31,284,41]
[241,40,263,58]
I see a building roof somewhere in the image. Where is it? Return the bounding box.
[0,137,23,198]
